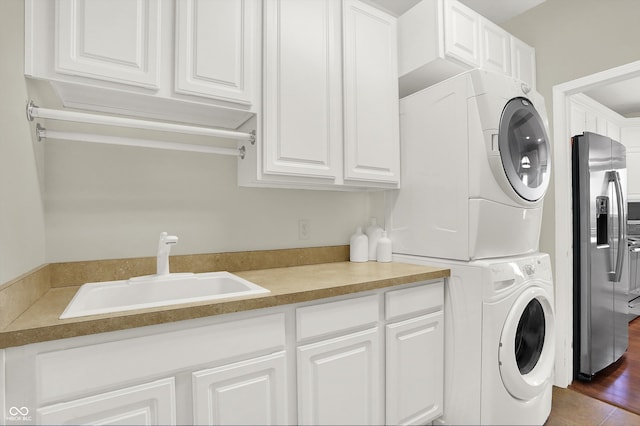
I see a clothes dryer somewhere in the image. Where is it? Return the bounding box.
[394,252,555,425]
[388,69,551,260]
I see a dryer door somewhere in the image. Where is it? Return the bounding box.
[498,285,555,401]
[499,97,551,202]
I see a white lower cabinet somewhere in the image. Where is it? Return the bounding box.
[4,279,444,425]
[297,328,382,425]
[192,351,287,426]
[385,281,445,425]
[37,378,176,425]
[386,313,444,425]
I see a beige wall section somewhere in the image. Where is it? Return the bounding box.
[44,138,376,262]
[502,0,640,268]
[0,0,47,283]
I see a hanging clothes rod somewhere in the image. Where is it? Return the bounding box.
[36,124,245,158]
[27,101,256,143]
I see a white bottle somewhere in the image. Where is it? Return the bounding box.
[365,218,383,261]
[350,227,369,262]
[376,231,392,263]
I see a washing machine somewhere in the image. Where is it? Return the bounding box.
[387,68,551,260]
[394,252,555,425]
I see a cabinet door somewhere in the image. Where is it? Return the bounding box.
[262,0,342,179]
[37,378,176,425]
[480,18,511,76]
[297,328,382,425]
[56,0,161,89]
[511,36,536,89]
[192,352,288,426]
[343,0,400,184]
[386,312,444,425]
[175,0,257,105]
[444,0,480,67]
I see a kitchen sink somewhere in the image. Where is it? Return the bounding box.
[59,271,270,319]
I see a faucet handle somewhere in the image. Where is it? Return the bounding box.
[159,231,179,245]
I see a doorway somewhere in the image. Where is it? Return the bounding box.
[553,60,640,406]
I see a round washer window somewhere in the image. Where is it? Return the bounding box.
[499,97,551,202]
[515,298,546,374]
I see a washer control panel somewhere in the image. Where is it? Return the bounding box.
[486,253,553,299]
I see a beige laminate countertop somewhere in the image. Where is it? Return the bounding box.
[0,261,449,349]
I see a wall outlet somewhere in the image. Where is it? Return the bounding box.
[298,219,310,240]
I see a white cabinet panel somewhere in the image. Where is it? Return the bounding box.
[296,293,379,341]
[262,0,342,179]
[444,0,480,67]
[607,121,621,141]
[627,149,640,200]
[570,102,588,136]
[386,312,444,425]
[56,0,161,88]
[511,36,536,90]
[385,280,444,321]
[480,18,510,76]
[0,350,4,422]
[36,313,285,403]
[192,352,287,426]
[297,328,382,425]
[175,0,257,104]
[37,378,176,425]
[343,0,400,184]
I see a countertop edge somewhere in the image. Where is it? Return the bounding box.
[0,264,449,349]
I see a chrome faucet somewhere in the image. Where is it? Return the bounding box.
[157,232,178,276]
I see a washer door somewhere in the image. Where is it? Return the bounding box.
[499,285,555,401]
[499,97,551,202]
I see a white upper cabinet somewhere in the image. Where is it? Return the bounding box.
[175,0,256,105]
[56,0,161,89]
[511,35,536,90]
[239,0,400,190]
[398,0,536,97]
[444,0,480,66]
[25,0,259,128]
[343,0,400,184]
[480,18,511,76]
[261,0,342,180]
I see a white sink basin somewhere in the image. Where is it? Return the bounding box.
[60,272,270,319]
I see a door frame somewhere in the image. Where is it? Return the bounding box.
[552,60,640,387]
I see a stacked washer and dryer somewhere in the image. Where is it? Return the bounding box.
[387,69,555,425]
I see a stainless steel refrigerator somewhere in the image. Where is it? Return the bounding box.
[572,131,629,380]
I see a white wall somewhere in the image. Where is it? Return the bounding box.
[44,137,379,261]
[0,0,47,283]
[502,0,640,269]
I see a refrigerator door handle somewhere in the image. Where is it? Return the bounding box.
[609,170,626,282]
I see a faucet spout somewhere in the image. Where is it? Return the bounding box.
[157,232,178,276]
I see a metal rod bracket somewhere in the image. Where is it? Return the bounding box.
[35,123,45,142]
[26,100,36,122]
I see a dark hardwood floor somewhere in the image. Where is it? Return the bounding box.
[569,316,640,415]
[546,387,640,426]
